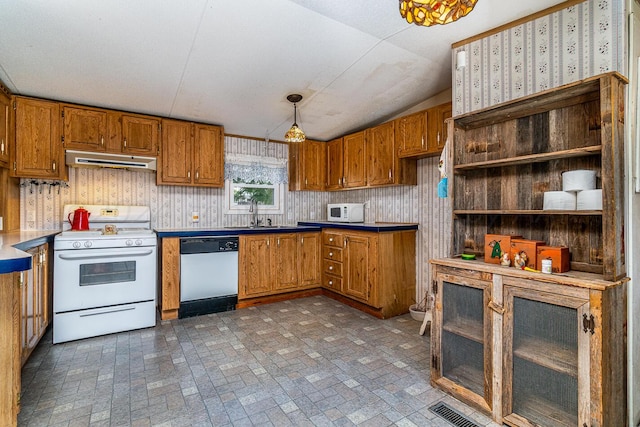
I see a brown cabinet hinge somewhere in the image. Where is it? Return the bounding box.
[583,314,595,334]
[61,110,64,118]
[432,280,438,294]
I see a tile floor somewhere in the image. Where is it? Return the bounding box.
[18,296,501,426]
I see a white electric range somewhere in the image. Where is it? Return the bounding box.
[53,205,157,344]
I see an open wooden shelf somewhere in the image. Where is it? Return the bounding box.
[513,336,578,378]
[454,145,602,171]
[507,394,577,427]
[442,316,483,344]
[453,209,601,216]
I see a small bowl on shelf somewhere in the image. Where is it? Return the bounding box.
[460,253,476,260]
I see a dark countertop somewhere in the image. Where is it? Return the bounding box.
[154,225,321,238]
[0,230,60,274]
[297,221,419,232]
[155,221,418,238]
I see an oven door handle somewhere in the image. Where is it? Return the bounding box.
[58,250,154,260]
[79,306,136,317]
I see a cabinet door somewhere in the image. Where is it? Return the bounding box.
[343,131,367,188]
[193,124,224,187]
[396,110,426,158]
[431,272,493,414]
[502,280,590,427]
[343,234,371,302]
[160,238,181,320]
[121,114,159,155]
[272,234,298,291]
[14,98,65,179]
[158,119,192,185]
[21,247,45,366]
[427,102,452,152]
[366,121,395,186]
[301,140,326,191]
[240,235,272,297]
[326,137,343,190]
[0,91,10,167]
[299,232,321,288]
[62,106,107,152]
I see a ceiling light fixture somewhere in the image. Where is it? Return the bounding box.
[399,0,478,27]
[284,94,306,143]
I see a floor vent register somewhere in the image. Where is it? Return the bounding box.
[428,402,481,427]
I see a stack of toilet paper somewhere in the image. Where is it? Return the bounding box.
[543,170,601,210]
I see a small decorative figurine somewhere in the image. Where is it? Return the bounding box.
[513,251,528,269]
[500,252,511,266]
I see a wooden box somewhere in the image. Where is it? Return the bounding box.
[484,234,519,264]
[536,246,570,273]
[510,239,546,270]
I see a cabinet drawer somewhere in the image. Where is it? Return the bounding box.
[323,245,343,262]
[323,275,342,292]
[323,259,342,276]
[323,232,344,247]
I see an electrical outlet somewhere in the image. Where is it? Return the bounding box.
[27,211,36,222]
[0,216,3,231]
[192,211,199,223]
[310,210,316,219]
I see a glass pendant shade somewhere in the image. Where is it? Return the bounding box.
[285,122,306,143]
[284,94,306,142]
[399,0,478,27]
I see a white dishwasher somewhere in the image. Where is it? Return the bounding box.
[179,236,239,318]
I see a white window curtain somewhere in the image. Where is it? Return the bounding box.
[224,154,288,184]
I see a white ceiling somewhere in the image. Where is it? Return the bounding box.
[0,0,566,142]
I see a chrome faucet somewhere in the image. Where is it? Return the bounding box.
[249,198,258,227]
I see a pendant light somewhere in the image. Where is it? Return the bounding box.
[284,94,306,143]
[399,0,478,27]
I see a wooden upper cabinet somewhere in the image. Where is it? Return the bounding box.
[158,119,192,185]
[366,121,396,186]
[13,97,66,179]
[0,91,11,167]
[301,140,326,191]
[343,131,367,188]
[193,123,224,187]
[326,137,343,190]
[157,120,223,187]
[396,110,426,158]
[289,140,326,191]
[427,102,452,152]
[121,114,159,155]
[397,101,452,159]
[62,106,107,152]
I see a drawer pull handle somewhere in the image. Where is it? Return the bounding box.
[329,252,333,257]
[329,237,334,242]
[329,266,333,270]
[328,280,333,285]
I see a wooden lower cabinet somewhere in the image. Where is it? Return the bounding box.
[21,244,50,365]
[1,271,20,425]
[322,229,415,318]
[159,238,180,320]
[239,232,321,299]
[430,259,627,426]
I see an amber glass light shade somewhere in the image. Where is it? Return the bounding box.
[285,123,306,143]
[399,0,478,27]
[284,94,306,142]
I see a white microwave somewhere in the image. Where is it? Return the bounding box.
[327,203,364,223]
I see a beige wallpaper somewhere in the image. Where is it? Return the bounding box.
[20,136,450,303]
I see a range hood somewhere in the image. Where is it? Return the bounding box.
[65,150,157,171]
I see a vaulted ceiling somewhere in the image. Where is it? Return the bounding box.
[0,0,566,142]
